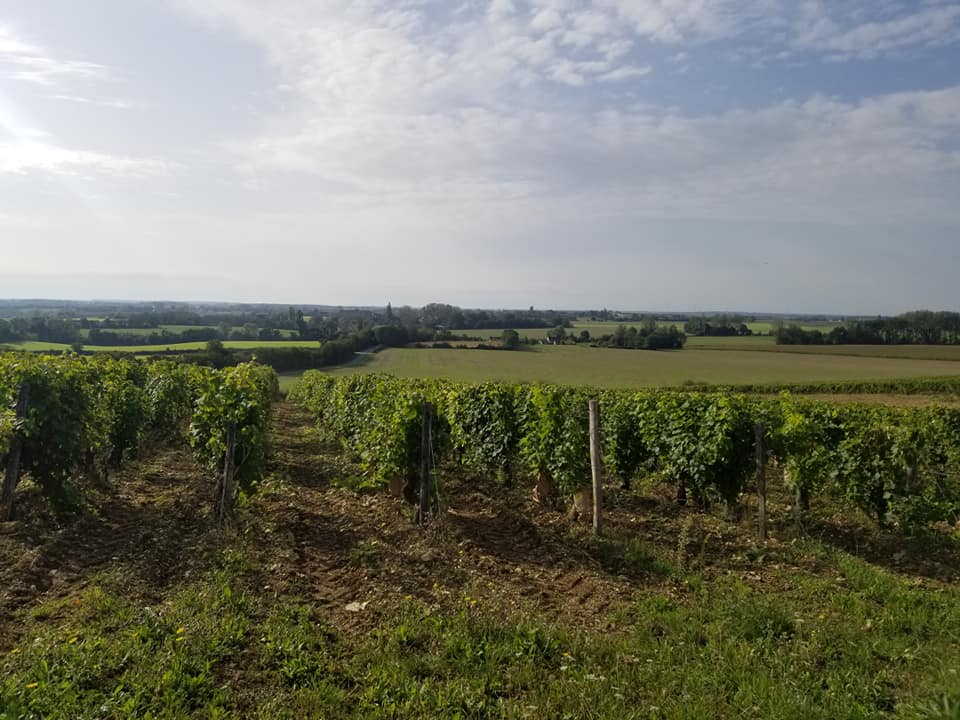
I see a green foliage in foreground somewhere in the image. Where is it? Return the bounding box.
[2,542,960,719]
[292,373,960,529]
[189,362,278,495]
[0,354,277,515]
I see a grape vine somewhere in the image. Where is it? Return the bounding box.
[292,372,960,530]
[0,353,278,518]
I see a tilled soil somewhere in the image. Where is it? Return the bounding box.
[2,402,958,649]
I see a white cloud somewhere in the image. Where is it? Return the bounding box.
[156,1,960,229]
[794,3,960,59]
[0,140,175,177]
[599,64,652,81]
[0,25,109,86]
[596,0,735,42]
[47,95,132,110]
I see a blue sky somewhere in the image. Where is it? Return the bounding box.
[1,0,959,313]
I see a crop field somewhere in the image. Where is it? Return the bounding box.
[73,325,300,339]
[3,356,960,718]
[327,345,960,389]
[728,343,960,360]
[3,398,960,719]
[686,335,777,349]
[687,337,960,360]
[11,339,320,353]
[466,320,840,341]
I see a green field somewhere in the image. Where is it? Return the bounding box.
[326,345,960,388]
[686,336,960,360]
[77,325,299,338]
[12,339,320,353]
[467,320,839,341]
[686,335,777,349]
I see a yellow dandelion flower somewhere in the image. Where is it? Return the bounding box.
[25,682,39,689]
[176,626,185,635]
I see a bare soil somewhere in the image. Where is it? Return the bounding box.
[2,402,958,649]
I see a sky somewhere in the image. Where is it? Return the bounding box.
[1,0,959,314]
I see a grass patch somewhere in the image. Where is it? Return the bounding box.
[589,534,678,578]
[11,339,322,353]
[4,538,960,719]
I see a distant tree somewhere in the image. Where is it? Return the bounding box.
[546,326,567,344]
[613,324,628,347]
[684,317,707,336]
[386,302,394,323]
[421,303,465,329]
[312,317,340,341]
[374,324,409,347]
[579,330,591,343]
[501,329,520,349]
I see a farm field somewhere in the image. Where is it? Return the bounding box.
[468,322,692,341]
[9,339,320,353]
[466,320,840,341]
[687,337,960,360]
[2,401,959,719]
[328,345,960,389]
[77,324,300,338]
[686,335,777,349]
[277,370,305,393]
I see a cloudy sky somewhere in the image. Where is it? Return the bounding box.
[1,0,959,313]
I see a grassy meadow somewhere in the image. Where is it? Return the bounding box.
[12,339,321,353]
[326,345,960,389]
[77,325,300,338]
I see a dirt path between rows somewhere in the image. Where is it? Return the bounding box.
[3,401,958,649]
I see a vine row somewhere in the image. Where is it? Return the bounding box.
[291,373,960,530]
[0,354,277,518]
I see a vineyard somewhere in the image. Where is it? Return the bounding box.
[3,357,960,718]
[0,354,277,521]
[291,372,960,532]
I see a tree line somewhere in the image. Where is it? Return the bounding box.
[776,311,960,346]
[0,303,578,347]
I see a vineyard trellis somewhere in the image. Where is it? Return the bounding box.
[0,354,277,521]
[291,372,960,532]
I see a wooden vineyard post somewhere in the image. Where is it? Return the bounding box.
[417,403,433,526]
[589,399,602,536]
[755,422,767,541]
[1,382,30,522]
[217,422,237,525]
